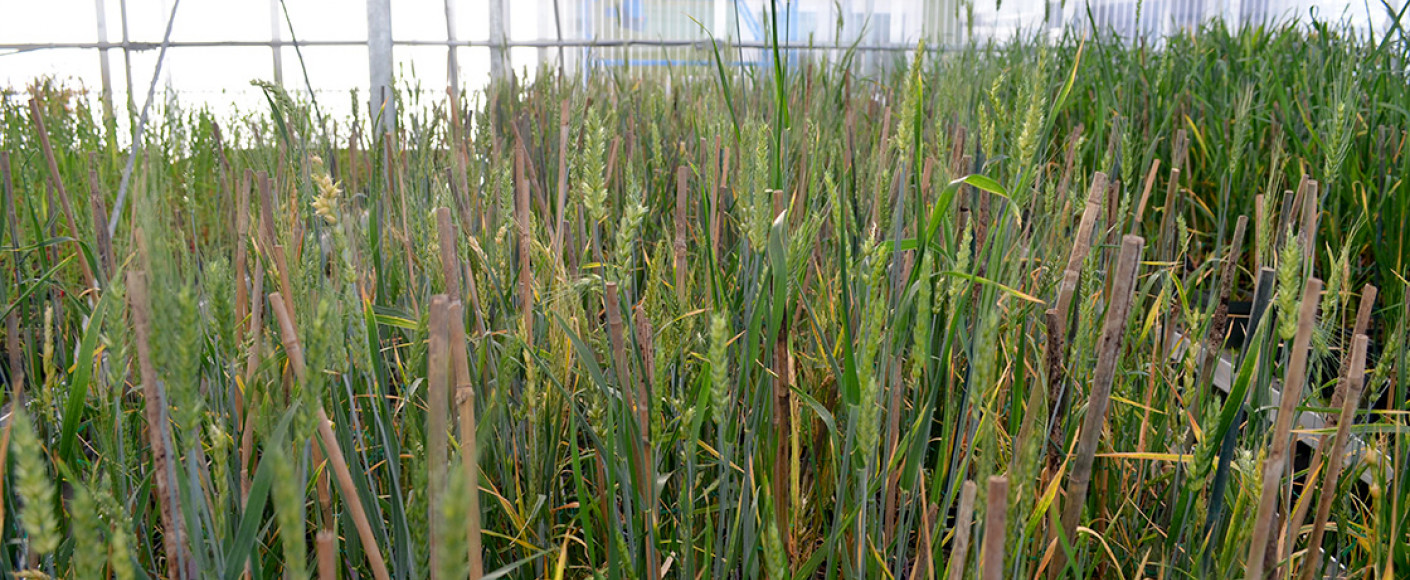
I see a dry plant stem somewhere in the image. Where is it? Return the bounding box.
[911,486,936,580]
[516,146,533,343]
[1300,334,1369,580]
[553,99,571,263]
[0,151,18,540]
[449,302,484,580]
[1245,277,1323,580]
[947,480,978,580]
[269,290,391,580]
[235,169,253,354]
[427,295,451,580]
[127,271,196,580]
[674,165,689,300]
[87,153,114,280]
[981,476,1009,580]
[28,98,96,290]
[1053,234,1145,577]
[348,127,360,200]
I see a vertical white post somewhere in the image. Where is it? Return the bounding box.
[1224,0,1243,28]
[119,0,135,116]
[489,0,508,80]
[95,0,115,124]
[368,0,395,135]
[444,0,460,97]
[270,0,285,86]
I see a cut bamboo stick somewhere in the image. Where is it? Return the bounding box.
[947,480,978,580]
[980,476,1009,580]
[1053,234,1144,576]
[314,407,391,580]
[316,530,338,580]
[1245,277,1323,580]
[449,301,484,580]
[1282,284,1377,568]
[1133,159,1162,228]
[427,295,451,580]
[268,290,391,580]
[127,271,195,580]
[1299,334,1368,580]
[437,208,462,299]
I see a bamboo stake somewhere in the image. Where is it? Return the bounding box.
[1133,159,1161,229]
[1053,235,1144,576]
[127,271,195,580]
[427,295,451,580]
[603,282,658,578]
[314,406,391,580]
[947,480,978,580]
[316,530,338,580]
[268,290,391,580]
[272,246,296,342]
[449,301,484,580]
[1300,334,1369,580]
[1245,277,1323,580]
[1062,172,1108,284]
[980,476,1009,580]
[1282,284,1377,567]
[437,208,462,299]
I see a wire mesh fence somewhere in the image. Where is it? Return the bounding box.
[1,0,1402,122]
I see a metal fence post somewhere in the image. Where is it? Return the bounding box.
[445,0,460,96]
[368,0,395,134]
[119,0,135,117]
[94,0,116,124]
[490,0,507,79]
[271,0,285,86]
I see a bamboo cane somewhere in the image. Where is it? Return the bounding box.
[1245,277,1323,580]
[1053,235,1144,577]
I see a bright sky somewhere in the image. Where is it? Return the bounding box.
[1,0,548,123]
